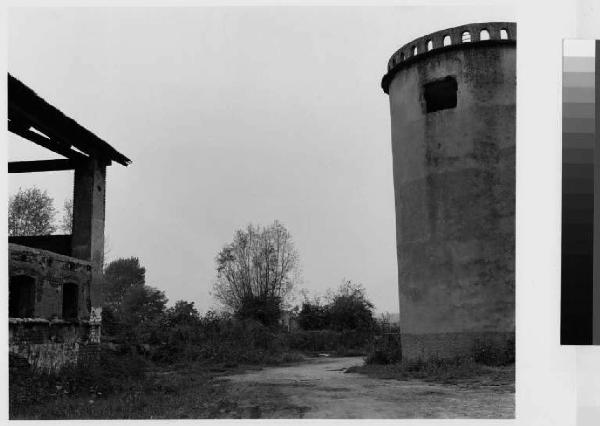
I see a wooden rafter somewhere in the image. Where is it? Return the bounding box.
[8,120,89,162]
[7,74,131,166]
[8,159,83,173]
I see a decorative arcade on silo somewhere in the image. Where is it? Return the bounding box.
[382,22,516,360]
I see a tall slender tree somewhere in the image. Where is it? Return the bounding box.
[213,220,299,324]
[60,198,73,234]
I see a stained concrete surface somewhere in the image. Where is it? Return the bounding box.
[387,40,516,359]
[224,356,514,419]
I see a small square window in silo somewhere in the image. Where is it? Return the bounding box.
[424,76,457,113]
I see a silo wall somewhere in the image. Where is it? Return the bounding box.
[387,36,515,360]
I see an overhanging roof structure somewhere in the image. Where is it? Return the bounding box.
[7,73,131,168]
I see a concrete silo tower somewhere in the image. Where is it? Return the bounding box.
[382,22,516,360]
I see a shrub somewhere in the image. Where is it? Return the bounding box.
[284,329,372,354]
[298,281,377,332]
[364,334,402,365]
[234,295,282,327]
[298,302,329,330]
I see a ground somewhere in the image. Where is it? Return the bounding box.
[223,356,514,419]
[10,355,514,419]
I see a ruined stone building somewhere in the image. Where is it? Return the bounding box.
[381,23,516,360]
[7,74,130,372]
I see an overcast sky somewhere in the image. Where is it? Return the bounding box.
[7,4,515,314]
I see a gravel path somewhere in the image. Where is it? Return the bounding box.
[224,356,514,419]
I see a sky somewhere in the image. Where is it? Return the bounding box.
[7,4,515,314]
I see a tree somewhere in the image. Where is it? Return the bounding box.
[298,281,376,331]
[120,285,168,324]
[60,198,73,233]
[326,280,375,331]
[103,257,146,311]
[119,285,168,343]
[166,300,200,325]
[298,300,329,330]
[213,220,299,325]
[8,187,56,236]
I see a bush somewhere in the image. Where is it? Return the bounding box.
[234,295,282,327]
[284,329,372,355]
[298,302,329,330]
[364,334,402,365]
[298,281,376,332]
[350,355,501,385]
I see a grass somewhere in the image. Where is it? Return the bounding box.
[9,348,306,420]
[11,369,234,419]
[346,357,515,389]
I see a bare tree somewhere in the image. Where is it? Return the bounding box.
[212,220,299,323]
[8,187,56,236]
[60,198,73,234]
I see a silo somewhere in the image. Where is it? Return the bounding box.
[382,22,516,360]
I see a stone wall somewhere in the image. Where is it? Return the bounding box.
[9,243,92,320]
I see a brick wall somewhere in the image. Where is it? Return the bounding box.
[8,244,100,373]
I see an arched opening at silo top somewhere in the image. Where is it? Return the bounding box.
[443,35,451,46]
[9,275,35,318]
[462,31,471,42]
[62,282,79,320]
[427,40,433,51]
[423,76,458,113]
[480,29,490,40]
[500,29,508,39]
[412,46,418,56]
[400,52,405,61]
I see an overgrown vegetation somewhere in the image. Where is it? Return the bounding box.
[347,357,515,389]
[8,215,515,419]
[9,350,251,419]
[10,351,147,418]
[298,280,376,332]
[357,332,515,387]
[364,335,515,368]
[99,253,379,366]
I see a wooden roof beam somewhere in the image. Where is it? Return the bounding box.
[8,120,90,162]
[8,159,83,173]
[7,74,131,166]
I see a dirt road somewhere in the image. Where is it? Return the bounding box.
[224,356,514,419]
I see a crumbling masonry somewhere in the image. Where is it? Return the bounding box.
[8,74,130,372]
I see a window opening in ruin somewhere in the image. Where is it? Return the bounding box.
[412,46,417,56]
[62,282,79,320]
[427,40,433,51]
[443,35,451,46]
[400,53,405,61]
[500,29,508,39]
[480,29,490,41]
[9,275,35,318]
[462,31,471,43]
[424,76,458,113]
